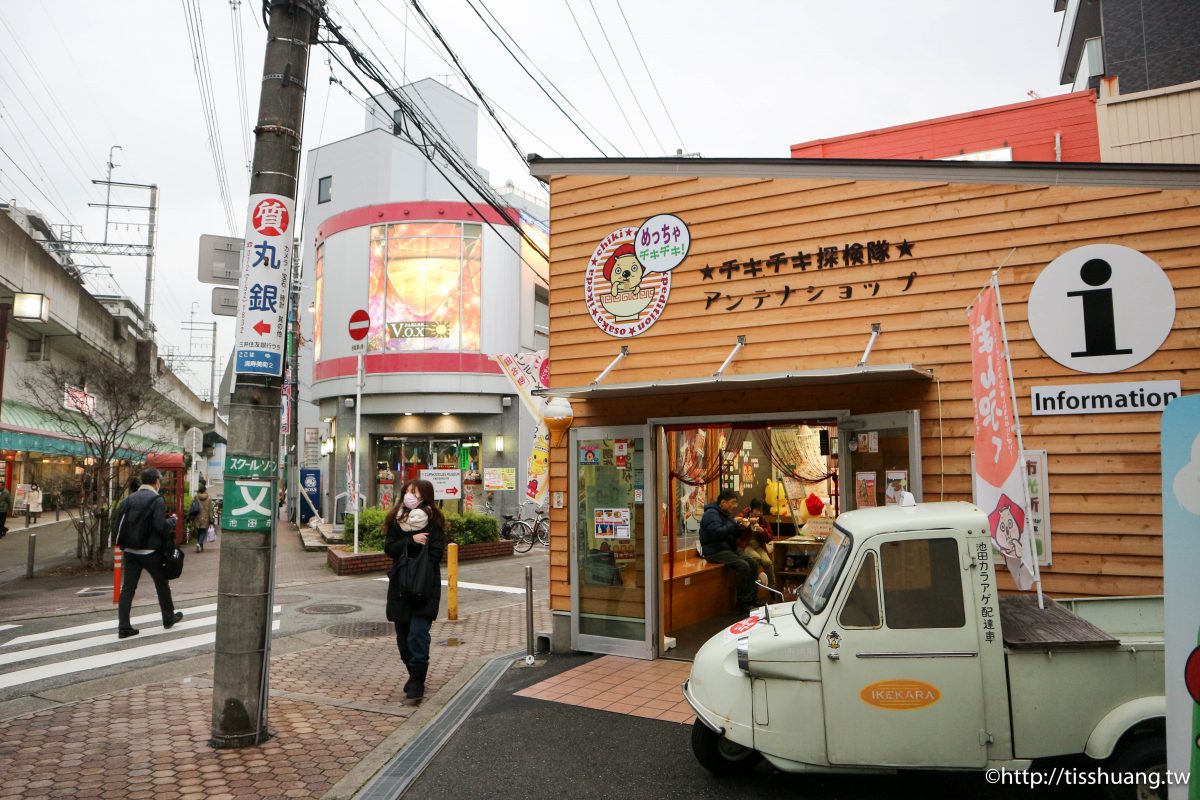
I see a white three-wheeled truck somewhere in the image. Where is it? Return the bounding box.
[684,502,1166,798]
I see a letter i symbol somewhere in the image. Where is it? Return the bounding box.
[1066,259,1133,358]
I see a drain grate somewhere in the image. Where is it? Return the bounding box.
[298,603,361,615]
[326,621,393,638]
[272,594,310,605]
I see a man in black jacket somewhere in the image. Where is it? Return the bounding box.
[114,468,183,639]
[699,489,759,615]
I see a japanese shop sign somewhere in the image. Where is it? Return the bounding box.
[234,194,293,378]
[224,454,279,479]
[419,468,462,500]
[699,238,917,312]
[585,214,689,338]
[968,282,1036,591]
[221,478,275,531]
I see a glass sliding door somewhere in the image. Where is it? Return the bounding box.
[570,425,655,659]
[838,410,922,512]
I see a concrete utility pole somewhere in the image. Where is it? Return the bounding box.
[211,0,320,748]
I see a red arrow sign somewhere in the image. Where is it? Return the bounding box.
[443,486,459,496]
[253,320,271,336]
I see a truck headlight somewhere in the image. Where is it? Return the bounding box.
[736,636,750,672]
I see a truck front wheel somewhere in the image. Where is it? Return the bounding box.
[691,720,763,776]
[1102,733,1167,800]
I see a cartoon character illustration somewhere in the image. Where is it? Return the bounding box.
[765,479,788,517]
[1187,644,1200,755]
[987,493,1026,559]
[600,243,654,321]
[526,435,550,500]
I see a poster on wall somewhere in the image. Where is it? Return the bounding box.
[483,468,517,491]
[419,468,462,500]
[594,508,631,540]
[492,351,550,506]
[580,444,600,465]
[884,470,908,505]
[855,472,877,508]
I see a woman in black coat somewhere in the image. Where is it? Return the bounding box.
[384,478,446,700]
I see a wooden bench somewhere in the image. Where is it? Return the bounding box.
[664,555,736,631]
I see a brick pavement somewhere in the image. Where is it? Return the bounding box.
[0,598,552,800]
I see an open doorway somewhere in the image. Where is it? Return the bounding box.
[656,420,839,661]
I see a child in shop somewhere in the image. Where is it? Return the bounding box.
[736,498,776,589]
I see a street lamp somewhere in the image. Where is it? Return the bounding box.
[1,292,49,414]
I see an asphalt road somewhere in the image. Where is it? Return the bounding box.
[404,653,1099,800]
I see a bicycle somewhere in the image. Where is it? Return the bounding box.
[484,498,535,547]
[483,499,547,552]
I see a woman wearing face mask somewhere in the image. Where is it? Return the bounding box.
[384,479,446,701]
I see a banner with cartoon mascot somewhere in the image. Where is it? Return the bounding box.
[585,214,690,337]
[494,351,551,505]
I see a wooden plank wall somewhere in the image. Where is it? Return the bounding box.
[544,173,1200,612]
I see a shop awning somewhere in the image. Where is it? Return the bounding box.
[1,401,182,459]
[533,363,932,400]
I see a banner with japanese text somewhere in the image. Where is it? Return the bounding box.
[969,282,1037,590]
[234,194,293,378]
[493,351,550,505]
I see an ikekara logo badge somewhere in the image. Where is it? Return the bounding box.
[859,680,941,710]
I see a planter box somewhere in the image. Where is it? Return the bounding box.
[326,539,515,576]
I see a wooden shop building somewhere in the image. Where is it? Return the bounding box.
[527,156,1199,660]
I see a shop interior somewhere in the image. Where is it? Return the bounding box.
[372,434,482,513]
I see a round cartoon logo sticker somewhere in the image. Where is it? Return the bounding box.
[584,214,689,338]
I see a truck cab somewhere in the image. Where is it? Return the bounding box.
[684,502,1165,795]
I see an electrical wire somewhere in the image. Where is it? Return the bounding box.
[0,143,73,222]
[563,0,646,155]
[614,0,687,153]
[462,0,607,156]
[230,0,254,174]
[585,0,664,154]
[474,0,625,157]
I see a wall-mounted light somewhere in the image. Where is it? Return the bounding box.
[495,435,504,453]
[321,437,334,456]
[404,412,413,416]
[346,435,356,453]
[12,292,49,323]
[441,411,450,416]
[307,301,315,313]
[544,396,575,447]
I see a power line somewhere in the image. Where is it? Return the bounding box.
[585,0,665,154]
[563,0,646,155]
[474,0,625,157]
[0,143,73,222]
[229,0,254,173]
[462,0,608,157]
[614,0,687,152]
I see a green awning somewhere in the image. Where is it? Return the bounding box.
[1,401,182,459]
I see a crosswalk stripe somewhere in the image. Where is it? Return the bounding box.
[0,620,281,691]
[0,625,19,633]
[0,607,281,668]
[373,577,528,595]
[2,603,221,647]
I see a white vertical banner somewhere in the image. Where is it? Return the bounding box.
[234,194,294,378]
[969,278,1039,593]
[493,351,550,505]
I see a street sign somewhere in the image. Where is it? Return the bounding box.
[419,468,462,500]
[221,478,274,531]
[198,234,244,286]
[348,309,369,340]
[211,286,238,317]
[224,454,279,479]
[234,194,293,377]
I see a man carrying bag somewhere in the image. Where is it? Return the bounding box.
[114,468,184,639]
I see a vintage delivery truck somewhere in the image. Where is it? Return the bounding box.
[684,502,1166,798]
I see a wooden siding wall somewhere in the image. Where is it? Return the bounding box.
[544,173,1200,612]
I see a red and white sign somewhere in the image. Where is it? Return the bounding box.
[234,193,294,378]
[63,384,96,416]
[419,468,462,500]
[969,281,1036,590]
[348,309,370,341]
[251,198,290,237]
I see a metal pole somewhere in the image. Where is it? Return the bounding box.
[103,145,120,245]
[211,0,319,750]
[25,532,35,579]
[143,185,158,337]
[353,352,361,554]
[524,564,534,664]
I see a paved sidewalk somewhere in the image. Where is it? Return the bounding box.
[0,596,552,800]
[0,521,341,621]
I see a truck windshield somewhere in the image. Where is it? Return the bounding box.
[798,527,852,614]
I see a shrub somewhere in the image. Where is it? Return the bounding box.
[443,511,499,545]
[344,506,388,551]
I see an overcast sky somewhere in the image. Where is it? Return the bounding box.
[0,0,1067,389]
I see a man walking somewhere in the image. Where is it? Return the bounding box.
[699,489,760,616]
[114,468,182,639]
[0,483,10,537]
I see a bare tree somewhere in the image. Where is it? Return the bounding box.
[21,356,176,566]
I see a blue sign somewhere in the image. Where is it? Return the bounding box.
[300,468,322,523]
[236,349,282,375]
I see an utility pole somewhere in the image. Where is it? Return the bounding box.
[210,0,320,749]
[103,145,121,245]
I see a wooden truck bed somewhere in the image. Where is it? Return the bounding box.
[999,594,1119,650]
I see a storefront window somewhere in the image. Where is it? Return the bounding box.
[367,222,482,353]
[374,434,482,514]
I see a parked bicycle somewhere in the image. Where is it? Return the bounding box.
[483,499,548,553]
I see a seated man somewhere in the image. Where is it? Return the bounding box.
[737,499,776,589]
[699,489,759,615]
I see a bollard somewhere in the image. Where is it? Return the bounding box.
[113,546,123,604]
[24,508,30,528]
[447,542,459,621]
[524,564,535,664]
[25,532,36,579]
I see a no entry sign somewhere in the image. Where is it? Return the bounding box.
[348,308,369,350]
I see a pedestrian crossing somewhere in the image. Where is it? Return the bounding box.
[374,577,529,595]
[0,604,280,692]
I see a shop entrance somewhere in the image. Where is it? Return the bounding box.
[653,410,921,661]
[373,435,483,514]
